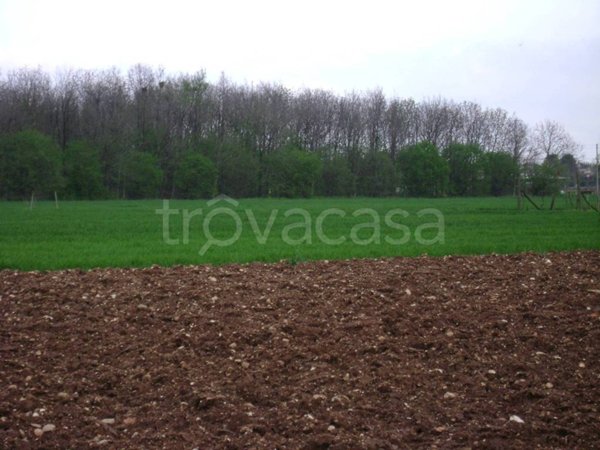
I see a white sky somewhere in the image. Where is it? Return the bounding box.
[0,0,599,159]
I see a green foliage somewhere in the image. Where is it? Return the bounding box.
[63,140,104,199]
[181,73,209,99]
[396,142,448,196]
[485,152,518,196]
[559,154,577,186]
[215,140,259,198]
[0,130,63,199]
[266,148,322,197]
[286,249,307,266]
[175,152,217,199]
[122,151,163,199]
[529,162,562,196]
[319,156,355,196]
[443,143,487,196]
[357,151,397,196]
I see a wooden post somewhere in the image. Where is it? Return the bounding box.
[596,144,600,212]
[54,191,59,209]
[515,171,523,210]
[575,164,582,210]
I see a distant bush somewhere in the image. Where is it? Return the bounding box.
[175,152,217,199]
[529,161,562,196]
[63,140,105,199]
[266,148,322,197]
[217,144,259,198]
[397,142,448,196]
[443,143,487,196]
[122,151,163,199]
[485,151,518,196]
[356,151,397,196]
[0,130,63,200]
[319,156,355,196]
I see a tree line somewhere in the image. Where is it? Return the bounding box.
[0,65,583,200]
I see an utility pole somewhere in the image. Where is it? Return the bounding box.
[596,143,599,211]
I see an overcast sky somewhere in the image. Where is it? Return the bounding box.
[0,0,598,160]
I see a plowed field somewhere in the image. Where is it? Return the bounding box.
[1,251,599,449]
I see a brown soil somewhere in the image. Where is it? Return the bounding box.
[1,251,599,449]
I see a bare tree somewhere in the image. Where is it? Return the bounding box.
[418,97,450,148]
[384,98,419,159]
[529,120,580,161]
[0,68,54,134]
[364,88,387,152]
[481,107,509,152]
[335,92,365,170]
[79,68,130,191]
[291,88,335,152]
[459,101,486,146]
[505,116,529,163]
[54,69,82,150]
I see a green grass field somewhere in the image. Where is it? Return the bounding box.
[0,197,598,270]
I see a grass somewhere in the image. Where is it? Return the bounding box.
[0,196,599,270]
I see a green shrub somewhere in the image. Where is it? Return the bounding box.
[266,148,322,197]
[122,151,163,199]
[0,130,63,200]
[175,152,217,198]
